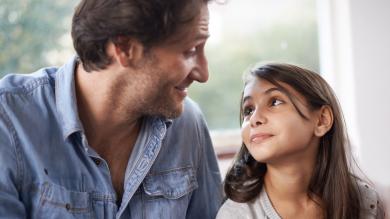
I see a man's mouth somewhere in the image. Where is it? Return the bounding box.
[175,86,188,97]
[175,86,188,91]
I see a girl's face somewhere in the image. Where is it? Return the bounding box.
[241,77,320,165]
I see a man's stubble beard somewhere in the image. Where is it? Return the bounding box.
[126,65,184,120]
[112,49,185,121]
[141,74,184,119]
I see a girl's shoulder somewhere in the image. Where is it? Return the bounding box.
[357,180,386,219]
[216,198,253,219]
[216,189,281,219]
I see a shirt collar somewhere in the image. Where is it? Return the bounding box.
[55,56,83,140]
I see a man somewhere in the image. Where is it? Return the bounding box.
[0,0,222,218]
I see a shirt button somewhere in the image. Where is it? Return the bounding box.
[65,203,71,211]
[92,158,101,166]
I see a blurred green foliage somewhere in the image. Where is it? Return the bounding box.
[0,0,76,75]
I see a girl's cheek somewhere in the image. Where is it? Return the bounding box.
[241,122,250,144]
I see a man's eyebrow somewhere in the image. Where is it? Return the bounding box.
[167,32,209,46]
[194,33,210,41]
[184,32,209,45]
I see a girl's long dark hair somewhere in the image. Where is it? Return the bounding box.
[224,63,361,219]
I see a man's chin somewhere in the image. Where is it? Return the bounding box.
[151,101,184,119]
[164,104,184,119]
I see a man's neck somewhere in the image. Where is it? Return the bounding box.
[74,62,142,152]
[75,62,144,199]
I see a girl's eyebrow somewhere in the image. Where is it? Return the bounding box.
[264,87,282,95]
[242,87,282,103]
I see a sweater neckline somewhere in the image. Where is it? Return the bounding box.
[259,188,282,219]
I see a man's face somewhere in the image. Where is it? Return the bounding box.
[134,4,210,118]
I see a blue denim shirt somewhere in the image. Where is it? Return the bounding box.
[0,57,222,218]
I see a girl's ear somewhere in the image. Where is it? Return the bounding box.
[314,105,334,137]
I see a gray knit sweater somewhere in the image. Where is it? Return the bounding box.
[216,181,385,219]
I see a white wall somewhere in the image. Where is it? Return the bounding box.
[317,0,390,186]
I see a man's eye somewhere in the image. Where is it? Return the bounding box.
[184,47,197,57]
[243,107,254,116]
[188,47,196,53]
[271,99,283,106]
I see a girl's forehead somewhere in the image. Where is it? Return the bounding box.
[243,78,277,96]
[243,77,308,105]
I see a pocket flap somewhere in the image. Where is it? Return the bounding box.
[40,182,90,213]
[143,167,198,199]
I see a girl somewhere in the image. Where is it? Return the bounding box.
[217,63,385,219]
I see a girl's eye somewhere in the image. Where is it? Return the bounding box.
[243,106,254,116]
[271,98,283,106]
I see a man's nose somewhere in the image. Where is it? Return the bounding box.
[190,54,209,83]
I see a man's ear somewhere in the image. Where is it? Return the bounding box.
[314,105,334,137]
[111,37,144,68]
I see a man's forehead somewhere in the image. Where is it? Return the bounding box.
[164,5,210,46]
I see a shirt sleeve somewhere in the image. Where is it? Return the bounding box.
[185,105,223,219]
[0,108,27,218]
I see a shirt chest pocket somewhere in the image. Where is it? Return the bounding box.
[141,167,198,218]
[36,182,92,219]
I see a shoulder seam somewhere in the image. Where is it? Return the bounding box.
[0,104,24,192]
[0,76,50,98]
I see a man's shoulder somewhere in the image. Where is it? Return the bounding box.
[180,98,204,121]
[168,98,207,132]
[0,67,58,97]
[0,67,59,125]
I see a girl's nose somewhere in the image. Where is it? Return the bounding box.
[250,109,267,127]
